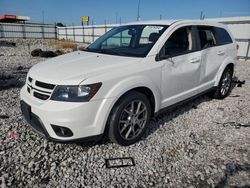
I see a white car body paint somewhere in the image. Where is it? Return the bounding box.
[20,20,237,141]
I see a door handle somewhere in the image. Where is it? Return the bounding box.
[190,57,200,63]
[217,50,225,55]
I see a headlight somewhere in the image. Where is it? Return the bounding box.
[51,83,102,102]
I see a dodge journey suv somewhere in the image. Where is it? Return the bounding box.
[20,20,237,145]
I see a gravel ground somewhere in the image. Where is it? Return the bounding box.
[0,39,250,188]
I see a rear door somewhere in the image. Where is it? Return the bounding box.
[159,26,202,107]
[197,26,227,87]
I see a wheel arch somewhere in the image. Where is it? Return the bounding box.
[215,59,235,86]
[97,76,161,134]
[112,86,156,117]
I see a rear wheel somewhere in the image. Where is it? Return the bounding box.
[213,67,233,99]
[108,91,151,146]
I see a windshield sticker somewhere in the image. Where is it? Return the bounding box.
[145,26,164,30]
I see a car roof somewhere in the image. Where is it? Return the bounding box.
[123,19,226,27]
[124,19,180,25]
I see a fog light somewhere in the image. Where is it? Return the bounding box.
[51,124,73,137]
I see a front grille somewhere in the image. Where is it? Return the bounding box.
[34,91,50,100]
[27,77,56,101]
[35,81,55,90]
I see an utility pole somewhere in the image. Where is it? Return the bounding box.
[42,10,45,24]
[200,11,205,20]
[115,12,118,24]
[160,14,162,20]
[137,0,141,21]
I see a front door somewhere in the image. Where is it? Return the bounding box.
[160,26,202,108]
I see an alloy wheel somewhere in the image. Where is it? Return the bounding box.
[118,100,148,141]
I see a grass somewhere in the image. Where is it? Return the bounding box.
[49,39,77,50]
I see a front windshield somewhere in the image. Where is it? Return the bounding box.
[85,25,168,57]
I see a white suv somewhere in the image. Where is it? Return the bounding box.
[20,20,237,145]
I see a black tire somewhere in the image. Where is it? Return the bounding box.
[108,91,151,146]
[31,48,42,57]
[39,51,57,58]
[212,67,233,99]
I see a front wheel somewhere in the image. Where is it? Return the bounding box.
[108,91,151,146]
[212,67,233,99]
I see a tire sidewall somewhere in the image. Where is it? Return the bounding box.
[109,92,151,146]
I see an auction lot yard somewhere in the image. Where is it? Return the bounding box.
[0,39,250,187]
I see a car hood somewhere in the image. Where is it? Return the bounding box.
[28,51,141,85]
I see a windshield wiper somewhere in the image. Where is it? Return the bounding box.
[83,48,127,56]
[102,49,127,56]
[81,48,104,53]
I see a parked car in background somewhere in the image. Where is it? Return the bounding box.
[20,20,237,145]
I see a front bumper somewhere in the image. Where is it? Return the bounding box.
[20,86,114,142]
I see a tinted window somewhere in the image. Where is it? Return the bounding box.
[213,27,233,45]
[161,27,193,57]
[197,26,216,49]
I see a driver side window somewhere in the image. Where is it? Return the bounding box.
[161,26,193,58]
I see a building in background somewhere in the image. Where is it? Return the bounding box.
[0,14,30,23]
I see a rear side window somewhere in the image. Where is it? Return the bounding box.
[213,27,233,45]
[197,26,216,49]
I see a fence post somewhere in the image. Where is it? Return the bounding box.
[65,27,68,40]
[245,38,250,61]
[92,21,94,43]
[82,26,85,43]
[0,24,4,38]
[55,25,57,40]
[73,25,75,42]
[41,25,45,39]
[92,26,94,43]
[22,24,26,39]
[104,20,107,33]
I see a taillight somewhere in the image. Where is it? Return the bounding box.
[236,44,239,50]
